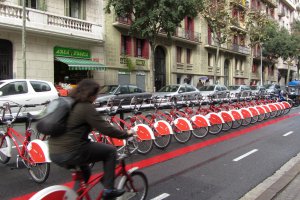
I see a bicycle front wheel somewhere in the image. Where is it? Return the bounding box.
[136,139,153,155]
[209,124,223,135]
[0,133,10,164]
[28,162,50,183]
[119,171,148,200]
[222,121,233,131]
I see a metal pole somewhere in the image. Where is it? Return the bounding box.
[260,43,263,86]
[22,0,26,78]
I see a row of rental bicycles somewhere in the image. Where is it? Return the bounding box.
[0,94,292,200]
[91,94,292,155]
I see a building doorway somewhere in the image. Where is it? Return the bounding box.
[154,46,166,91]
[0,39,13,80]
[224,59,230,86]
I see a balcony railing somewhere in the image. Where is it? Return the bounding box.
[0,4,103,41]
[174,27,201,43]
[206,39,250,55]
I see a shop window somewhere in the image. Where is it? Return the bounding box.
[121,35,131,56]
[65,0,86,20]
[134,39,149,59]
[176,46,182,63]
[186,49,191,64]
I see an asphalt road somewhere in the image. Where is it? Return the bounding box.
[1,107,300,200]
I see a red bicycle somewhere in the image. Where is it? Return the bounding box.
[0,101,50,183]
[30,138,148,200]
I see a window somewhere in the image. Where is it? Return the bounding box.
[208,53,214,67]
[186,85,196,92]
[0,81,28,96]
[235,58,239,70]
[186,49,191,64]
[117,86,129,94]
[176,46,182,63]
[30,81,51,92]
[134,39,149,58]
[121,35,131,56]
[21,0,46,10]
[65,0,86,19]
[252,64,258,73]
[26,0,37,9]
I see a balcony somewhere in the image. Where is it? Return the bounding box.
[235,70,245,77]
[230,0,247,9]
[174,63,194,73]
[112,16,132,28]
[251,72,260,79]
[261,0,278,8]
[230,18,246,32]
[0,4,103,42]
[205,39,250,55]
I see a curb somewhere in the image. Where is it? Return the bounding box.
[240,152,300,200]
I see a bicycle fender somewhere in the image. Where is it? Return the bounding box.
[255,106,267,114]
[133,124,155,140]
[205,113,224,125]
[262,105,271,113]
[191,114,211,127]
[267,103,278,112]
[0,132,12,158]
[29,185,77,200]
[173,117,193,131]
[229,110,244,120]
[153,120,174,135]
[239,108,253,118]
[27,139,51,163]
[281,101,292,109]
[219,111,234,122]
[248,107,260,116]
[274,102,283,110]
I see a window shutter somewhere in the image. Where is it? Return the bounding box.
[38,0,46,11]
[208,26,212,45]
[126,36,132,56]
[133,38,137,57]
[120,35,124,55]
[142,40,149,59]
[184,17,188,30]
[65,0,70,16]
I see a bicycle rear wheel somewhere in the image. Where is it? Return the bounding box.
[153,133,172,149]
[192,126,209,138]
[232,119,242,129]
[118,171,148,200]
[28,162,50,183]
[136,139,153,155]
[241,117,251,126]
[257,113,265,122]
[0,133,10,164]
[209,124,223,135]
[251,115,259,124]
[222,121,233,131]
[173,130,192,144]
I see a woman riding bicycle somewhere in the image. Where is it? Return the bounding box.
[48,79,133,199]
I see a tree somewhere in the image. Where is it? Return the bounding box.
[291,20,300,79]
[199,0,232,84]
[105,0,204,91]
[245,10,274,84]
[264,27,300,84]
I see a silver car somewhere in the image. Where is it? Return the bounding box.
[199,85,229,99]
[228,85,252,98]
[152,84,201,102]
[250,85,267,96]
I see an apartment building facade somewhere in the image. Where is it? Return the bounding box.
[0,0,105,85]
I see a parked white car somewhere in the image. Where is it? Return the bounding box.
[0,79,59,113]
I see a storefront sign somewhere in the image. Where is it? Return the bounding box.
[54,47,91,59]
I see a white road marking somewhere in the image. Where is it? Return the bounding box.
[233,149,258,162]
[150,193,170,200]
[283,131,294,137]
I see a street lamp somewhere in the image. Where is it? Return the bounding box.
[260,42,263,86]
[22,0,26,78]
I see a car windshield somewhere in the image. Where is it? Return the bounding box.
[200,86,215,91]
[228,86,240,90]
[98,85,118,94]
[250,86,258,90]
[158,85,179,92]
[265,84,274,89]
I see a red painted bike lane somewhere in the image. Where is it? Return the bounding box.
[12,113,299,200]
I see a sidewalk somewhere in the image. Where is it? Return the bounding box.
[240,152,300,200]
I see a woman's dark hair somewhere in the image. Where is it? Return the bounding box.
[69,79,100,102]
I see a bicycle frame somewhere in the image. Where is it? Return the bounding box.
[75,159,138,200]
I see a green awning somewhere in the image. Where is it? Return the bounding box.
[55,57,106,71]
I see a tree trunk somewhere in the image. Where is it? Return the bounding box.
[150,44,155,92]
[248,48,254,85]
[287,62,291,85]
[215,43,220,84]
